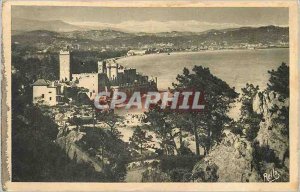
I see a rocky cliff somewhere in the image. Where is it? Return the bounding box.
[192,130,260,182]
[252,90,289,181]
[192,90,289,182]
[56,129,103,172]
[253,91,289,162]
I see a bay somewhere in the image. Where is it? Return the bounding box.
[118,48,289,93]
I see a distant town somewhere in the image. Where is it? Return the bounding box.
[12,25,289,54]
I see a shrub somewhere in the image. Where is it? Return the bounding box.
[192,162,219,182]
[141,168,171,182]
[160,155,200,172]
[168,168,191,182]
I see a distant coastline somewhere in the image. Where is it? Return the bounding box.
[116,47,289,61]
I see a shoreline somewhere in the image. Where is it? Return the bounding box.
[116,47,289,61]
[115,47,288,92]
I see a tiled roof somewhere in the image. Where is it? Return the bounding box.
[32,79,49,86]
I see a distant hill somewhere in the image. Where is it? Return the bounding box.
[127,25,288,46]
[12,18,81,32]
[12,25,289,52]
[136,31,201,37]
[62,29,135,41]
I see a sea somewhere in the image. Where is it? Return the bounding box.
[117,48,289,93]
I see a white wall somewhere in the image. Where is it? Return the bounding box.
[98,61,104,73]
[110,66,118,80]
[59,51,70,81]
[72,73,98,100]
[33,86,57,106]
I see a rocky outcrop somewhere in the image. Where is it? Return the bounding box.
[56,130,103,172]
[192,130,260,182]
[252,90,289,181]
[191,90,289,182]
[253,91,289,161]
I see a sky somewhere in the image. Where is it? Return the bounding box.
[12,6,289,32]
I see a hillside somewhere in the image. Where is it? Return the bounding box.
[12,25,289,52]
[62,29,135,41]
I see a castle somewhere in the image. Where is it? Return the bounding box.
[32,51,157,106]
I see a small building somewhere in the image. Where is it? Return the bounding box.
[127,50,147,56]
[32,79,63,106]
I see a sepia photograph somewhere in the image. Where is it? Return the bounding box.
[1,1,299,191]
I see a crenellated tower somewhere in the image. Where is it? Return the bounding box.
[59,50,70,81]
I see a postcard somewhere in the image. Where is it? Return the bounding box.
[1,0,299,191]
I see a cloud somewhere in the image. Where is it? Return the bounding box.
[69,20,245,33]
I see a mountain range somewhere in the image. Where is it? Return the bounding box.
[12,18,81,34]
[11,17,242,33]
[12,17,289,52]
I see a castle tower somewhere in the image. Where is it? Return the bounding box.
[98,61,103,73]
[107,63,111,79]
[110,63,118,80]
[98,61,107,74]
[59,50,70,81]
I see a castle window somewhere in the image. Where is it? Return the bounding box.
[49,97,52,100]
[42,94,44,98]
[49,91,52,93]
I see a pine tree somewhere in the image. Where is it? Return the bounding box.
[237,83,262,141]
[129,126,153,155]
[172,66,238,155]
[267,62,289,98]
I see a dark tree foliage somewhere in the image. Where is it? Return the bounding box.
[12,105,106,181]
[239,83,260,117]
[96,110,121,134]
[63,86,91,105]
[160,155,200,172]
[168,168,191,182]
[79,128,130,182]
[270,105,289,136]
[252,141,286,181]
[236,83,262,141]
[267,62,289,136]
[129,126,153,155]
[12,71,33,113]
[191,163,219,182]
[70,50,127,74]
[267,62,289,98]
[144,105,180,155]
[12,53,59,81]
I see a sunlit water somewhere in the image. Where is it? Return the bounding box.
[117,48,289,119]
[118,48,289,93]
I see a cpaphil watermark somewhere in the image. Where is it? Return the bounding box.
[94,90,205,112]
